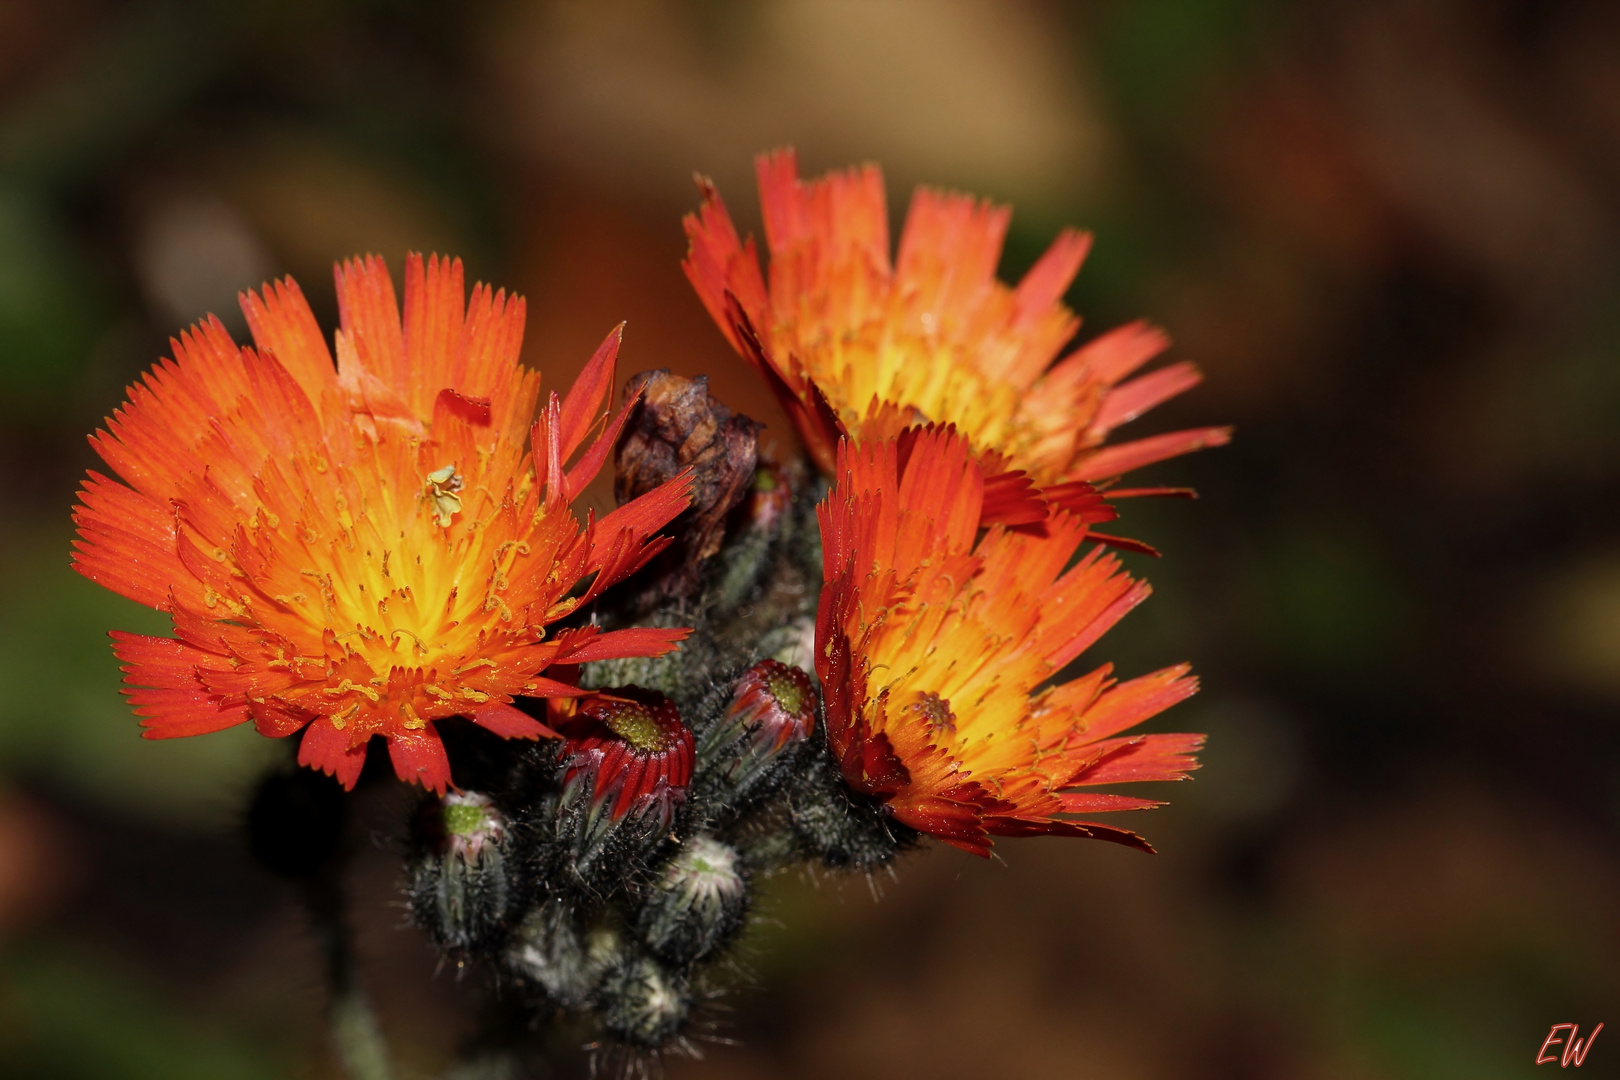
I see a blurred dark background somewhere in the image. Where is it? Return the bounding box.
[2,1,1618,1076]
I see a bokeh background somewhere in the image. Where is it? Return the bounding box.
[1,1,1618,1076]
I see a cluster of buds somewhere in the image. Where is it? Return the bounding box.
[400,430,907,1051]
[403,649,854,1048]
[385,276,1206,1053]
[404,629,863,1053]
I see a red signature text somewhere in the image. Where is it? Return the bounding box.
[1537,1023,1603,1067]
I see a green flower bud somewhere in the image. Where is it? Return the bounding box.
[597,953,690,1049]
[508,900,624,1010]
[698,660,815,804]
[636,835,749,964]
[408,792,519,955]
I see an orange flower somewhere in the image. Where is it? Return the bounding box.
[72,254,691,793]
[816,426,1203,855]
[684,148,1230,511]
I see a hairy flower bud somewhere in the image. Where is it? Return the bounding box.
[698,660,816,803]
[597,953,691,1049]
[408,792,519,954]
[551,691,696,889]
[508,899,624,1010]
[787,752,917,870]
[706,460,800,615]
[616,370,760,595]
[566,694,695,824]
[636,835,749,964]
[745,459,791,534]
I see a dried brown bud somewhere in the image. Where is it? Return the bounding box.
[615,371,760,587]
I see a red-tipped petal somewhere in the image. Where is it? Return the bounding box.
[557,324,622,463]
[1071,732,1206,786]
[564,377,641,498]
[522,676,592,698]
[1015,230,1091,322]
[402,253,466,411]
[471,702,560,740]
[73,489,187,611]
[299,720,369,790]
[1058,320,1172,388]
[530,393,566,504]
[1106,486,1198,499]
[1086,532,1161,558]
[111,632,250,738]
[1044,576,1152,673]
[980,469,1048,527]
[1056,792,1166,813]
[560,626,691,665]
[388,727,453,794]
[1076,664,1199,744]
[127,688,250,738]
[589,472,694,581]
[987,816,1158,853]
[334,254,405,393]
[682,175,769,358]
[1043,480,1118,525]
[240,275,337,404]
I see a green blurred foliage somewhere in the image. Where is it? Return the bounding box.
[0,189,108,415]
[1253,523,1414,676]
[0,944,288,1080]
[0,530,282,820]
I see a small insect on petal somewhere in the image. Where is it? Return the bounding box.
[425,464,464,527]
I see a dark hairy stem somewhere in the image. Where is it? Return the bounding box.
[304,870,395,1080]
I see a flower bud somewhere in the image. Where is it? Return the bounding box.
[706,460,798,614]
[551,691,695,889]
[508,899,624,1010]
[565,694,695,825]
[698,660,815,803]
[407,792,520,955]
[787,751,918,870]
[636,835,749,964]
[744,459,791,534]
[596,953,691,1049]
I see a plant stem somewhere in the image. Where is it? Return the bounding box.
[305,871,395,1080]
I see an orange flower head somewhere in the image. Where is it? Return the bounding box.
[816,426,1204,855]
[72,253,693,793]
[684,148,1231,507]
